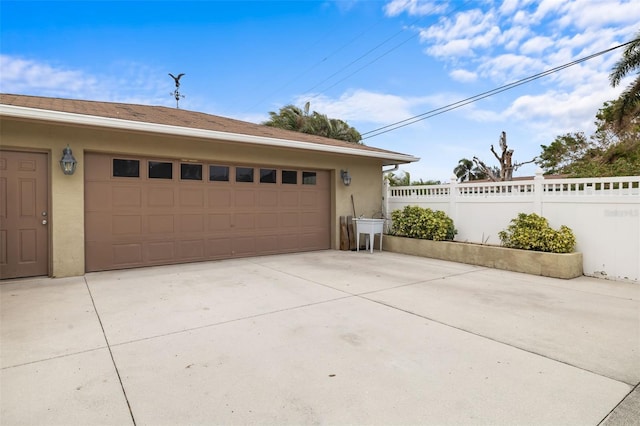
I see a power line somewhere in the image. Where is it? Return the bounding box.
[241,15,389,114]
[362,39,638,140]
[304,0,472,103]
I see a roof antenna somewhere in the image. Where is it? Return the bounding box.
[169,73,185,108]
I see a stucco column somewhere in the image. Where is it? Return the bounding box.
[51,146,85,277]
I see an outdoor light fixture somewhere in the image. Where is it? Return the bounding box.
[341,169,352,186]
[59,145,77,175]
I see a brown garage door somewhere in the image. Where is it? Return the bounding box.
[84,153,330,272]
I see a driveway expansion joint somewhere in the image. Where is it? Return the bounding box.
[84,277,137,426]
[360,295,636,387]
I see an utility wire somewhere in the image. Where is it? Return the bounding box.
[361,39,638,140]
[241,15,388,113]
[304,0,472,102]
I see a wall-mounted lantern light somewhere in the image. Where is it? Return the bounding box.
[59,145,77,175]
[340,169,352,186]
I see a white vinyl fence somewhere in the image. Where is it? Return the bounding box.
[384,172,640,282]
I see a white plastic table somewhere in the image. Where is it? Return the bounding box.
[353,218,384,253]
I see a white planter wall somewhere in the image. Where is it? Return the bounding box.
[385,173,640,282]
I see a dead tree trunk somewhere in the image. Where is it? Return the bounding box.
[473,131,536,181]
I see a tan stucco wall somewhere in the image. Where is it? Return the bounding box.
[1,117,389,277]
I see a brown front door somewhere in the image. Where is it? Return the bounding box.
[0,150,49,279]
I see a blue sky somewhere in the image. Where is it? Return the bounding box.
[1,0,638,181]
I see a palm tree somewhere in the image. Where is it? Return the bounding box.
[609,30,640,122]
[454,158,474,182]
[264,104,307,132]
[263,104,362,144]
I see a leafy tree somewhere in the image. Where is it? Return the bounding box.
[609,30,640,123]
[537,132,591,175]
[263,103,362,144]
[386,171,409,186]
[412,178,442,185]
[537,101,640,177]
[386,171,441,186]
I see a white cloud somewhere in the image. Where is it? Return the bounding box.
[0,55,96,95]
[519,36,554,55]
[477,53,543,81]
[557,0,640,29]
[0,55,175,107]
[420,8,497,43]
[450,69,478,83]
[384,0,448,17]
[425,39,474,58]
[293,89,427,124]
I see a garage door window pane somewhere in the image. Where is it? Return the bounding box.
[260,169,277,184]
[113,159,140,177]
[210,165,229,182]
[282,170,297,184]
[181,163,202,180]
[149,161,173,179]
[302,171,317,185]
[236,167,254,183]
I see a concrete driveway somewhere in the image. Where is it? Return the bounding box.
[1,250,638,425]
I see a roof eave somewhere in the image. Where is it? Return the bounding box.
[0,104,420,166]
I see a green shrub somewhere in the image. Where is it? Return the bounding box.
[390,206,456,241]
[498,213,576,253]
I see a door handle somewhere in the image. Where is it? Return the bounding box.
[42,219,48,225]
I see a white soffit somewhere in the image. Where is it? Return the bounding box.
[0,104,419,164]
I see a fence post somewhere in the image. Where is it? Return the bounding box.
[449,174,459,226]
[534,168,544,215]
[382,177,391,232]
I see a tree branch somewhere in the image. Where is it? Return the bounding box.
[513,157,537,171]
[473,157,500,182]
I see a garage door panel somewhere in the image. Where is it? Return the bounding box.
[232,237,255,255]
[255,235,279,253]
[85,213,111,237]
[280,191,299,207]
[257,213,278,230]
[207,238,232,257]
[148,215,175,234]
[235,213,255,230]
[180,188,205,207]
[113,215,142,235]
[208,188,231,208]
[258,191,278,208]
[85,153,329,272]
[113,243,143,266]
[148,187,175,207]
[112,186,142,208]
[278,234,299,250]
[235,190,255,207]
[301,211,325,228]
[300,192,320,207]
[180,214,204,233]
[85,182,111,211]
[209,214,231,231]
[85,242,109,271]
[84,154,110,180]
[280,212,299,228]
[178,240,204,260]
[147,241,175,262]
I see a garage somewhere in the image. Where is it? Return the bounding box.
[84,153,330,272]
